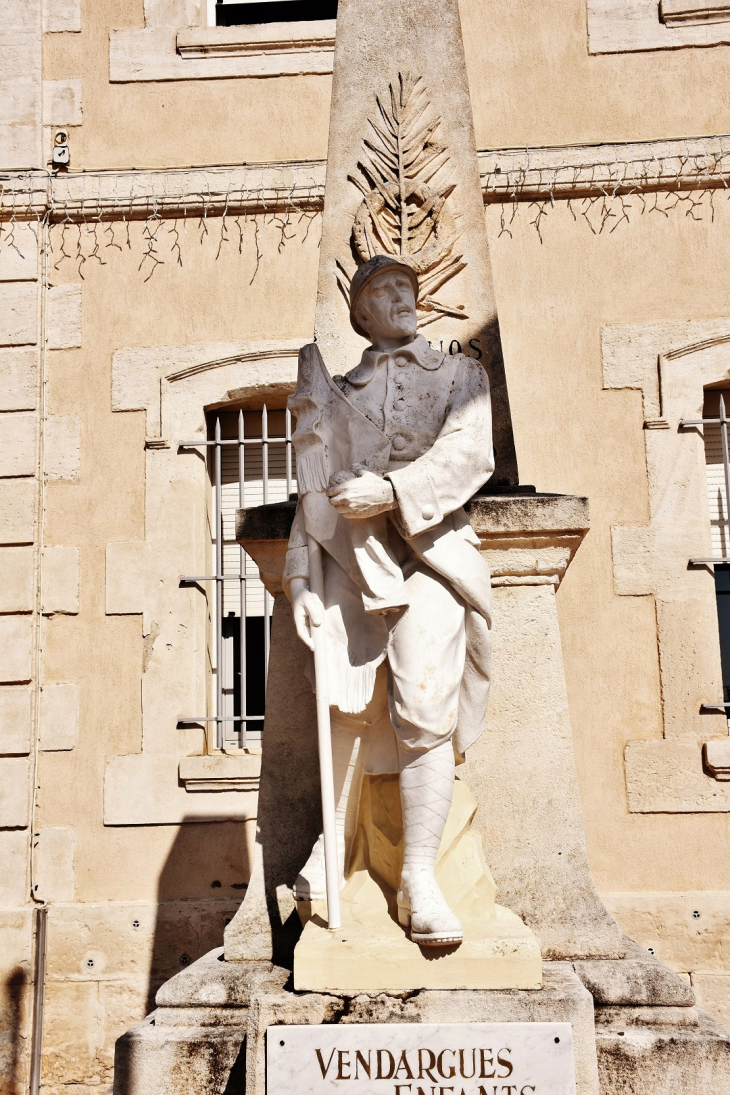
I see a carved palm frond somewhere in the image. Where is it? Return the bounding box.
[348,72,467,325]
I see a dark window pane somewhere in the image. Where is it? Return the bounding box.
[217,0,337,25]
[715,564,730,703]
[222,615,270,734]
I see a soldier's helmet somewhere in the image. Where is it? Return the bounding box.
[349,254,419,339]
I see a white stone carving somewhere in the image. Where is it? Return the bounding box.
[287,260,495,948]
[347,73,465,327]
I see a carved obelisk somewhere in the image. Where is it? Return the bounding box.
[315,0,518,490]
[227,0,689,1007]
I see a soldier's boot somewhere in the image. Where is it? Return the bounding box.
[397,740,463,946]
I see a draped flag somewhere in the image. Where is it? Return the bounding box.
[289,342,409,614]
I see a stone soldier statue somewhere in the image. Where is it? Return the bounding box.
[284,254,494,946]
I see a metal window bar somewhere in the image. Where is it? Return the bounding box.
[178,406,294,749]
[680,393,730,713]
[680,393,730,565]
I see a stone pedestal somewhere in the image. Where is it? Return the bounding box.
[294,779,542,993]
[117,956,600,1095]
[225,493,691,1002]
[112,494,730,1095]
[114,949,730,1095]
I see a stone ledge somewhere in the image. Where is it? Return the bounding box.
[465,492,590,536]
[103,754,259,826]
[574,957,695,1007]
[176,20,335,60]
[625,740,730,812]
[179,753,261,792]
[661,0,730,25]
[588,0,730,54]
[596,1007,730,1094]
[237,493,590,593]
[237,493,590,542]
[110,25,334,82]
[704,739,730,780]
[113,1013,246,1095]
[136,960,601,1095]
[156,948,286,1009]
[10,137,730,222]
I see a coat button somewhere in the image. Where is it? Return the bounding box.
[392,435,407,451]
[421,504,435,520]
[394,398,406,411]
[394,354,408,367]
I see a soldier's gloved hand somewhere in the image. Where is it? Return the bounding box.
[326,470,396,518]
[289,577,324,651]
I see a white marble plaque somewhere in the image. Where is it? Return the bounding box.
[267,1023,576,1095]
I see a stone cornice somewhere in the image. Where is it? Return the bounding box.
[238,494,590,594]
[480,134,730,202]
[175,20,336,60]
[4,134,730,221]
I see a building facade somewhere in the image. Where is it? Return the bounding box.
[3,0,730,1090]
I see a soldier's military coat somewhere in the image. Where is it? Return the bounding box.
[284,334,494,758]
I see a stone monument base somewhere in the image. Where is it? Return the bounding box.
[117,957,599,1095]
[294,774,543,992]
[295,877,542,993]
[114,950,730,1095]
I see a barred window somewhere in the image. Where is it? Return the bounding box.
[682,387,730,717]
[179,404,296,750]
[702,389,730,712]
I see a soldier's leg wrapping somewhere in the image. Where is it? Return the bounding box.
[387,564,467,943]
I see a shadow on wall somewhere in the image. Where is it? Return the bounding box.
[2,967,28,1095]
[144,818,253,1014]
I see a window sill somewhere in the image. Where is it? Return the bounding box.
[176,19,335,60]
[660,0,730,25]
[704,739,730,781]
[110,20,335,82]
[588,0,730,54]
[179,753,261,792]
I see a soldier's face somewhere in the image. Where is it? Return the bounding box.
[356,269,418,346]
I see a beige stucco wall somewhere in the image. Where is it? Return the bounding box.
[39,0,730,171]
[42,0,331,170]
[487,196,730,891]
[32,220,319,1093]
[4,0,730,1091]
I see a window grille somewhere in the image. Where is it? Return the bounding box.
[680,390,730,714]
[702,391,730,559]
[211,0,337,26]
[179,406,296,749]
